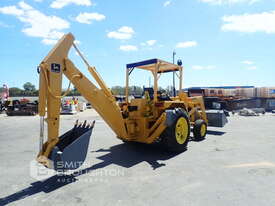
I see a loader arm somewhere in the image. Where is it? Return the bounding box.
[37,33,127,168]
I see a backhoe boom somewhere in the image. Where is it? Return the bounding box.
[37,33,127,168]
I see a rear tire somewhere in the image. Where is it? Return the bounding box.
[160,109,190,152]
[193,119,207,141]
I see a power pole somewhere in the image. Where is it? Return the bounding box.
[173,51,176,96]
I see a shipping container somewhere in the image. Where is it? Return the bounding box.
[205,89,225,97]
[235,88,255,98]
[223,89,237,97]
[256,87,275,98]
[187,88,205,97]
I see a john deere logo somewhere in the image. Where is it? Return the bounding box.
[51,63,61,73]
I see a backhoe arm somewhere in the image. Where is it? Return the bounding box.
[37,33,127,169]
[63,59,128,138]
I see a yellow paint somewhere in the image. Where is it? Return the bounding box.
[175,117,189,144]
[200,124,206,137]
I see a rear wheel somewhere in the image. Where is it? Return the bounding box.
[160,109,190,152]
[193,119,207,141]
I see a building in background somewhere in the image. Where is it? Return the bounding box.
[187,86,275,111]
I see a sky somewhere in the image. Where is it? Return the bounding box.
[0,0,274,90]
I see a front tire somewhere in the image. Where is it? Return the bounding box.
[193,119,207,141]
[160,109,190,152]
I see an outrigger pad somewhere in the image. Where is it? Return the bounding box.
[49,120,95,171]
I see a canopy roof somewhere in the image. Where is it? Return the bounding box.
[126,58,181,73]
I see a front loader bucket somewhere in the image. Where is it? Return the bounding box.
[49,120,95,171]
[206,110,228,127]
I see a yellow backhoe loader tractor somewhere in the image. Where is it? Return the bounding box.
[37,33,227,171]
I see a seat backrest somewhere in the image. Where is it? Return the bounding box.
[143,87,154,99]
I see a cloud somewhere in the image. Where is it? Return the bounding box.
[141,40,157,47]
[41,38,80,46]
[119,45,138,51]
[74,40,81,45]
[41,39,57,45]
[222,11,275,34]
[242,60,254,65]
[146,40,157,46]
[0,5,24,16]
[247,66,257,70]
[19,1,34,10]
[242,61,257,70]
[75,12,105,24]
[199,0,260,5]
[50,0,92,9]
[118,26,134,33]
[163,1,171,7]
[107,26,135,40]
[0,1,70,45]
[192,65,216,70]
[176,41,198,48]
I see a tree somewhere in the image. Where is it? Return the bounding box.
[23,82,36,92]
[9,87,23,97]
[111,86,124,95]
[129,86,143,95]
[67,87,81,96]
[111,86,144,96]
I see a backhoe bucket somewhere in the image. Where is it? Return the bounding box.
[206,110,228,127]
[49,121,95,171]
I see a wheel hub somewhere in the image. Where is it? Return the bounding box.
[175,117,188,144]
[200,124,206,137]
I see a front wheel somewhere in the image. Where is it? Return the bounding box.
[160,109,190,152]
[193,119,207,141]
